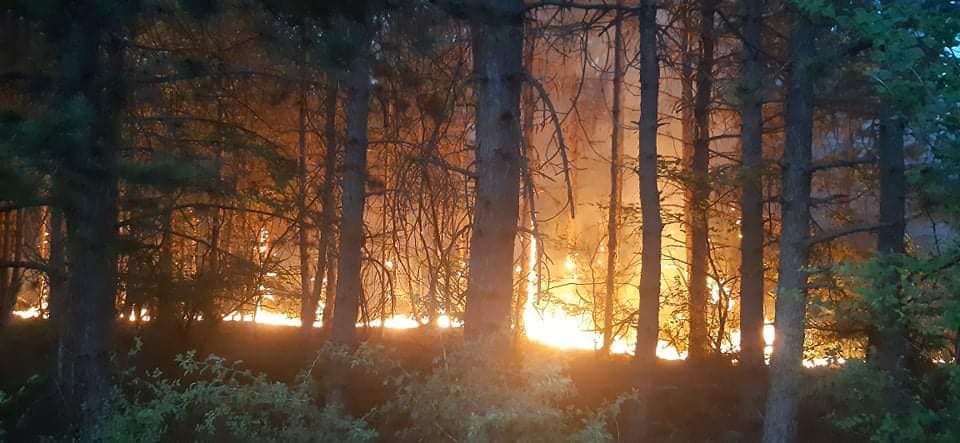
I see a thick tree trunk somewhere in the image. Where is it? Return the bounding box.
[872,103,909,408]
[330,28,371,346]
[739,0,767,431]
[761,12,815,443]
[306,81,339,331]
[635,0,661,366]
[602,0,624,354]
[56,13,122,426]
[739,0,766,371]
[688,0,716,362]
[462,0,524,344]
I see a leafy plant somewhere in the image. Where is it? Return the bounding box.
[375,341,614,443]
[86,351,375,443]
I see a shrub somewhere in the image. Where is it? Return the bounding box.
[819,361,960,443]
[374,341,614,443]
[86,350,375,443]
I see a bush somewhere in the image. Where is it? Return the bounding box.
[86,349,375,443]
[374,341,614,443]
[819,361,960,443]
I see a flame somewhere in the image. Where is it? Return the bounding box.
[13,307,41,319]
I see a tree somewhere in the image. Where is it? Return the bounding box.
[687,0,718,362]
[635,0,662,365]
[762,9,816,443]
[331,17,373,346]
[738,0,766,372]
[602,0,625,355]
[462,0,525,343]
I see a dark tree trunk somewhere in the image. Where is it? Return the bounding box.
[514,32,536,343]
[322,248,338,328]
[602,0,625,354]
[306,81,339,331]
[738,0,767,431]
[296,38,314,331]
[155,207,176,329]
[872,103,909,407]
[762,11,815,443]
[0,211,25,327]
[56,12,122,426]
[635,0,662,366]
[462,0,524,344]
[688,0,716,362]
[330,28,371,346]
[739,0,766,371]
[47,209,66,325]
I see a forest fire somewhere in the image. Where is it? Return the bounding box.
[2,0,958,441]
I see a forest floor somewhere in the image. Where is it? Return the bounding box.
[0,319,844,441]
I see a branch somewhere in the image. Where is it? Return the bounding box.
[811,156,877,172]
[525,1,637,13]
[807,223,890,246]
[524,71,576,219]
[0,260,52,275]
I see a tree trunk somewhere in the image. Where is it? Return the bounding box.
[48,208,66,325]
[761,11,815,443]
[872,102,909,408]
[307,81,339,331]
[56,12,122,426]
[739,0,767,431]
[635,0,662,366]
[514,32,536,343]
[322,247,338,328]
[602,0,625,354]
[462,0,524,344]
[739,0,766,371]
[296,36,314,330]
[330,26,371,346]
[155,207,176,330]
[688,0,716,362]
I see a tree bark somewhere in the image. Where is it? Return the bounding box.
[688,0,716,362]
[602,0,625,354]
[872,102,909,406]
[330,25,371,346]
[462,0,524,344]
[155,206,176,330]
[761,11,815,443]
[296,33,314,331]
[635,0,662,366]
[306,81,339,331]
[56,10,122,426]
[739,0,766,371]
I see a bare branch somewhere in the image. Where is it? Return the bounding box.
[524,71,576,219]
[807,223,889,246]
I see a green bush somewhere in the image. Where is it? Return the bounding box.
[374,341,614,443]
[86,350,375,443]
[820,358,960,442]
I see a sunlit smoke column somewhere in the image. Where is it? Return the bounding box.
[462,0,524,343]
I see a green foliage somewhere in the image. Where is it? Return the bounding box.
[86,351,376,443]
[374,342,614,443]
[831,252,960,362]
[819,361,960,443]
